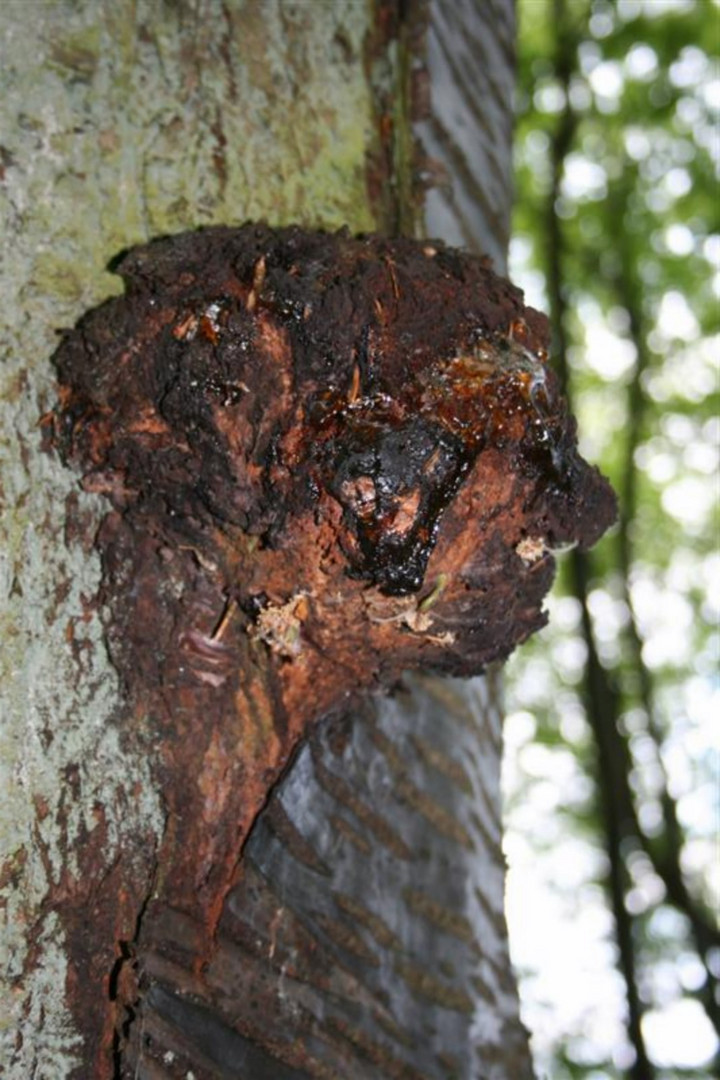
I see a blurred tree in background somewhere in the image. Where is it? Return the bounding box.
[503,1,719,1078]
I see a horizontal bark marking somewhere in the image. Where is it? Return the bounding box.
[407,733,474,796]
[309,750,414,862]
[144,984,316,1079]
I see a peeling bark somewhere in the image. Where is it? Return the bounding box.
[0,3,394,1074]
[1,2,615,1077]
[52,225,614,1074]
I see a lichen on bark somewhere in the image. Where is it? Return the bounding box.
[0,2,390,1074]
[1,2,614,1076]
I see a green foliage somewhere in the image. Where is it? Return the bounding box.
[506,1,719,1077]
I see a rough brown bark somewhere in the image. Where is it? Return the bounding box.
[52,225,614,1076]
[1,2,615,1077]
[0,2,398,1073]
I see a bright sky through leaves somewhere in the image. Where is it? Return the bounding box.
[504,1,718,1076]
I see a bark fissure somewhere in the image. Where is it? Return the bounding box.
[1,2,613,1074]
[109,840,165,1080]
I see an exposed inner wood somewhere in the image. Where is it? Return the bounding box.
[52,225,615,1075]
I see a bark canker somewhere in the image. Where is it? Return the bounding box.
[52,225,615,1074]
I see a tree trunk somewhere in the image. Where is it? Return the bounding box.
[0,2,533,1077]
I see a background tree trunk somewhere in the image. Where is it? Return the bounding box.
[0,2,531,1077]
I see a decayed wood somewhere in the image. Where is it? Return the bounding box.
[0,2,397,1075]
[125,671,530,1079]
[52,225,614,1076]
[1,1,614,1076]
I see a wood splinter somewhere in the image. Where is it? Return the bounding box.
[52,224,615,1075]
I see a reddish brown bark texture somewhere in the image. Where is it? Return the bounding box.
[52,226,614,1074]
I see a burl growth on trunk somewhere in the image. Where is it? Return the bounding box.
[53,225,614,1073]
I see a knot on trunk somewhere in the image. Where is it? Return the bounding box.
[53,224,615,700]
